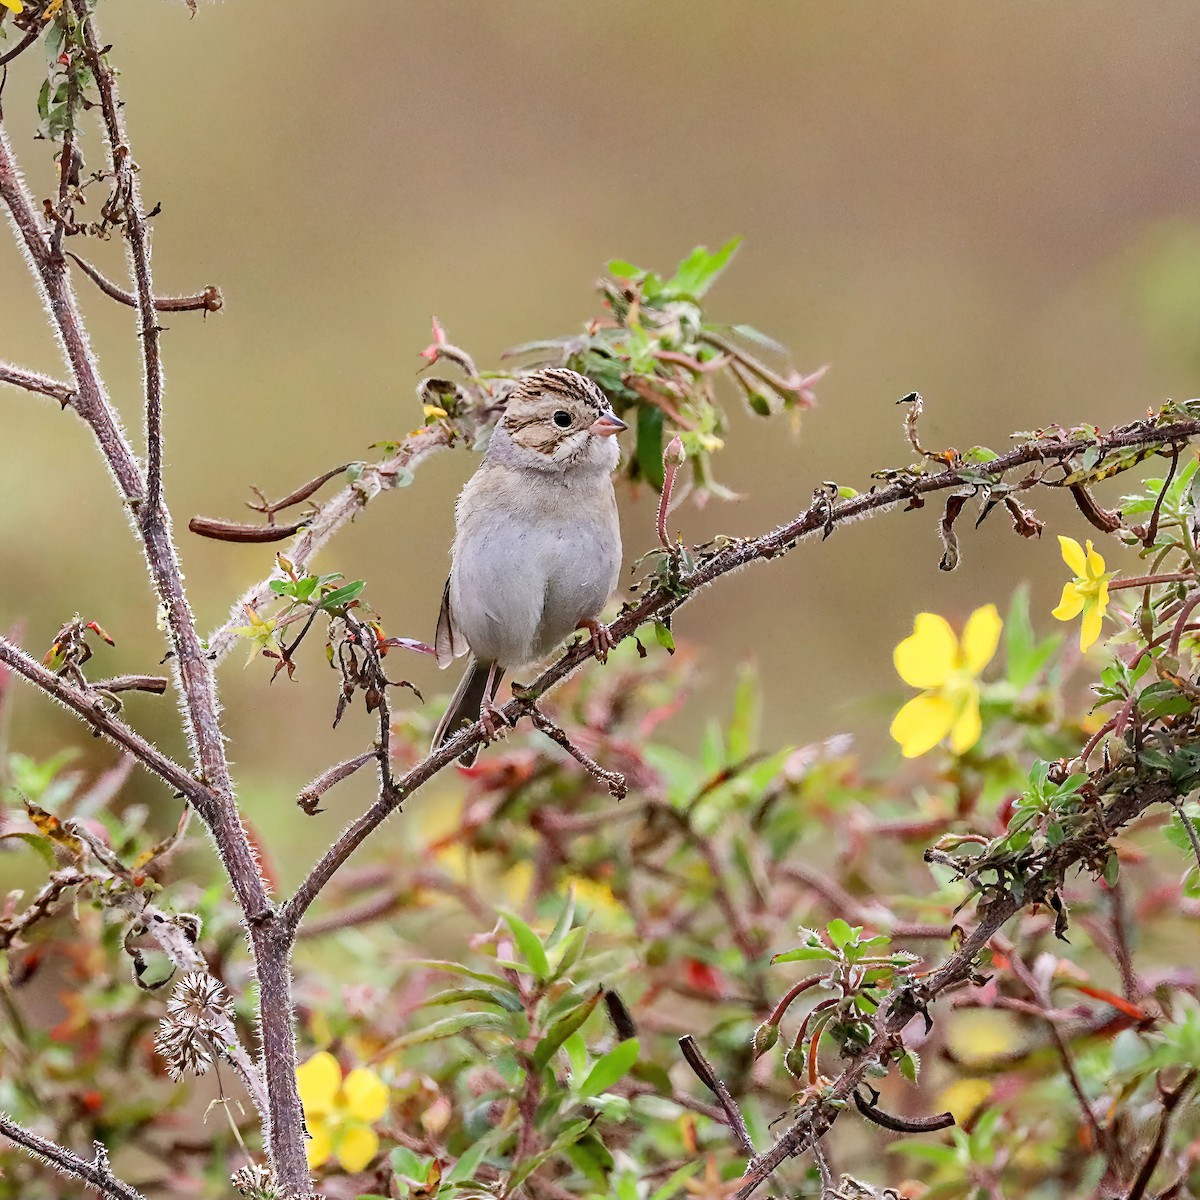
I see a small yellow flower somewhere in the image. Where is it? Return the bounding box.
[1,0,26,14]
[890,605,1002,758]
[1051,535,1114,652]
[296,1051,389,1174]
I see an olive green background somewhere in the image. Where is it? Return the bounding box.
[2,1,1199,881]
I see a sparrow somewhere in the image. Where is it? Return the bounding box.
[432,368,626,764]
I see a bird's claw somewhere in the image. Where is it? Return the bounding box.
[577,619,614,664]
[480,702,509,743]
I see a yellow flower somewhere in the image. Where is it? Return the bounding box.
[1051,535,1114,652]
[890,605,1002,758]
[1,0,25,14]
[296,1051,389,1174]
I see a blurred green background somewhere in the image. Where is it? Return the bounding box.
[3,1,1200,891]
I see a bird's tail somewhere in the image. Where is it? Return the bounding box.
[431,657,503,766]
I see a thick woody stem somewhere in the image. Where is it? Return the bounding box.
[2,54,310,1192]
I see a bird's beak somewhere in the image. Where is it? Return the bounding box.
[589,411,627,437]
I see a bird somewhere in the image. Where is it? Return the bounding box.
[432,367,626,765]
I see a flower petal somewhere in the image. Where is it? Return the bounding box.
[342,1067,389,1123]
[296,1051,341,1116]
[1052,583,1084,621]
[890,693,957,758]
[950,688,982,755]
[960,605,1002,675]
[1085,540,1106,578]
[336,1124,379,1174]
[1080,601,1104,652]
[305,1119,333,1170]
[894,613,957,689]
[1058,535,1087,577]
[1096,578,1110,613]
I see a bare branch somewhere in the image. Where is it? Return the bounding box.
[188,514,309,543]
[73,5,166,518]
[206,424,453,663]
[297,749,378,815]
[65,250,222,313]
[0,361,75,407]
[527,706,628,800]
[0,1115,147,1200]
[0,635,207,802]
[678,1034,756,1155]
[90,674,169,695]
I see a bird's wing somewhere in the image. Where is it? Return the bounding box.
[435,576,469,668]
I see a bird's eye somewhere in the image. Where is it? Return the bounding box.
[552,410,573,429]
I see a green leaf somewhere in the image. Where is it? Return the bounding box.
[770,945,837,964]
[444,1139,487,1183]
[826,918,856,949]
[898,1049,921,1082]
[576,1037,639,1099]
[608,258,645,279]
[547,888,577,949]
[384,1011,509,1051]
[410,960,519,991]
[390,1146,431,1181]
[0,831,57,869]
[501,910,551,980]
[649,1162,703,1200]
[727,665,760,762]
[319,580,366,610]
[654,621,675,654]
[636,405,666,491]
[533,986,603,1070]
[667,237,741,299]
[419,986,523,1013]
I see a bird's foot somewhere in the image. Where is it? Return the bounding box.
[480,701,509,743]
[577,618,614,664]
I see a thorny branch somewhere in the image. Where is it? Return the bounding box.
[728,778,1182,1199]
[0,7,308,1187]
[0,1115,147,1200]
[281,414,1200,930]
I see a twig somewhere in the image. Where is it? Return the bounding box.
[658,435,686,549]
[0,636,205,800]
[245,463,352,519]
[206,424,453,663]
[1144,442,1181,549]
[526,706,628,800]
[678,1035,756,1155]
[188,515,309,543]
[297,749,377,815]
[65,251,222,312]
[90,674,168,695]
[852,1088,954,1133]
[0,361,76,407]
[0,1115,147,1200]
[1127,1070,1198,1200]
[0,870,87,951]
[74,8,166,520]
